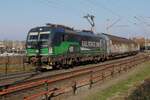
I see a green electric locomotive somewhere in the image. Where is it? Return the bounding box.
[26,23,107,69]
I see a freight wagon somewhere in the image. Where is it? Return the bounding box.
[100,33,139,59]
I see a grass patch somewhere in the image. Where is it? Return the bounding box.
[86,61,150,100]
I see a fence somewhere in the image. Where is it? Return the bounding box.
[0,56,34,75]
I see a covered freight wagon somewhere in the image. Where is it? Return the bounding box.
[100,33,139,58]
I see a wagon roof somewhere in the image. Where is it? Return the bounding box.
[102,33,136,44]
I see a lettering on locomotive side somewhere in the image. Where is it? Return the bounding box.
[81,41,100,48]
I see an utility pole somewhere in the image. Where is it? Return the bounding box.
[83,14,95,32]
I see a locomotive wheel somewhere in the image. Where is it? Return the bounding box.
[62,64,69,69]
[53,62,61,69]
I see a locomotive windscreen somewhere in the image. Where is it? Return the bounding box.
[26,27,51,49]
[28,32,38,41]
[39,32,50,41]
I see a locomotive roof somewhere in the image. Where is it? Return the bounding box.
[29,24,135,44]
[46,23,74,30]
[77,31,96,37]
[46,24,97,37]
[101,33,136,44]
[29,26,50,32]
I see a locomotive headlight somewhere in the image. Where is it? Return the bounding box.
[27,45,31,48]
[49,47,53,54]
[36,50,39,53]
[25,50,27,54]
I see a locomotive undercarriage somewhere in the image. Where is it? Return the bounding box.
[27,54,107,70]
[26,51,138,71]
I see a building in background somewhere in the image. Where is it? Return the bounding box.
[132,37,150,51]
[0,41,5,53]
[0,40,25,54]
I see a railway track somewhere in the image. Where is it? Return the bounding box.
[0,72,36,81]
[0,54,139,87]
[0,71,38,89]
[0,53,142,87]
[0,53,149,100]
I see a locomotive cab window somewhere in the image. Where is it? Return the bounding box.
[40,34,49,40]
[39,33,50,41]
[29,35,38,40]
[28,32,38,41]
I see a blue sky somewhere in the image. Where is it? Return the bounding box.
[0,0,150,40]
